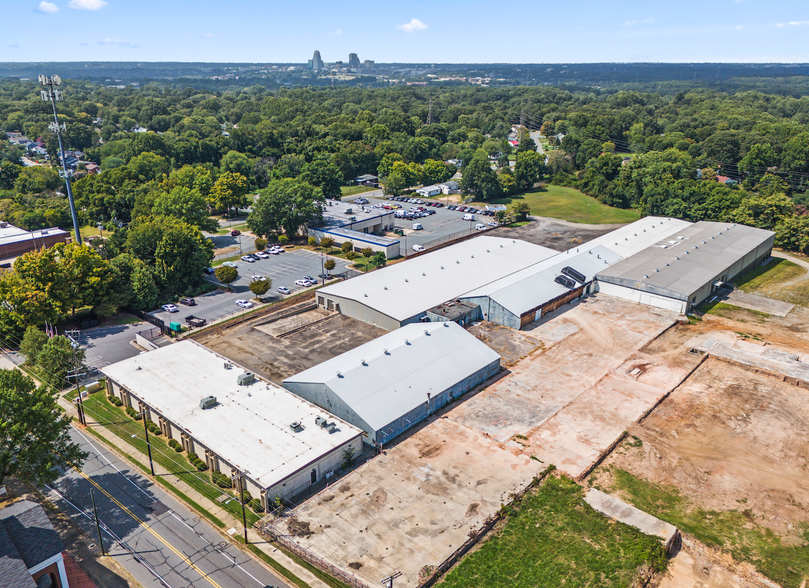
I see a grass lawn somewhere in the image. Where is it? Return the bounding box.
[215,221,250,235]
[74,391,262,526]
[441,476,667,588]
[77,224,103,241]
[340,185,375,198]
[609,468,809,588]
[475,185,640,224]
[734,257,809,306]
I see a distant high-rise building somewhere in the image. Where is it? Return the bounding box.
[348,53,360,67]
[363,60,375,69]
[310,50,324,71]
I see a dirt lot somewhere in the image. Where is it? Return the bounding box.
[268,296,685,587]
[467,321,544,367]
[489,217,620,251]
[197,309,387,382]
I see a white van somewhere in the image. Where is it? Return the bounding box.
[475,223,486,231]
[412,223,423,230]
[462,213,475,221]
[412,244,425,252]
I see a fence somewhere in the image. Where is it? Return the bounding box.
[125,306,168,335]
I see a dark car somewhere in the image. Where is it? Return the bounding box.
[231,229,241,236]
[179,297,196,306]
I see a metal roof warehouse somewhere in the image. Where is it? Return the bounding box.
[283,321,501,446]
[101,341,364,506]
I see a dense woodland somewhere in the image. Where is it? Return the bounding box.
[1,77,809,341]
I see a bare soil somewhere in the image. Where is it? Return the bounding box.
[489,217,620,251]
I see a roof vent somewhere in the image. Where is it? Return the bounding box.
[404,339,410,345]
[336,371,342,377]
[383,348,389,355]
[456,260,460,264]
[654,268,659,272]
[443,322,449,327]
[237,372,255,386]
[425,329,430,335]
[643,229,646,232]
[702,241,706,244]
[405,278,408,282]
[711,236,715,239]
[361,359,367,366]
[676,256,680,260]
[384,286,388,290]
[199,396,217,409]
[471,255,474,258]
[665,262,670,266]
[643,275,649,279]
[423,272,426,276]
[364,293,368,297]
[634,233,637,237]
[441,266,444,269]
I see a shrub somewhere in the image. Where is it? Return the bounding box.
[169,438,183,452]
[113,397,123,407]
[254,237,267,251]
[345,251,358,260]
[194,459,208,472]
[278,234,289,245]
[308,236,317,246]
[125,406,137,419]
[187,452,199,464]
[341,241,353,253]
[320,237,334,248]
[107,394,116,403]
[212,471,232,488]
[324,258,336,271]
[361,247,373,258]
[249,498,264,513]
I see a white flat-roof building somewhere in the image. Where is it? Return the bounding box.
[101,341,363,506]
[283,322,501,446]
[316,236,558,330]
[308,199,399,258]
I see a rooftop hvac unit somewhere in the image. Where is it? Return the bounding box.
[199,396,217,410]
[326,423,337,433]
[237,372,255,386]
[315,416,327,428]
[290,421,304,432]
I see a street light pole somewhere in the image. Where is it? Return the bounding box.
[39,74,81,245]
[141,408,156,476]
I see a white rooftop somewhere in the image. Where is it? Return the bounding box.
[463,245,625,316]
[317,199,392,229]
[574,216,692,258]
[0,223,68,247]
[318,236,558,322]
[284,322,500,430]
[101,341,362,490]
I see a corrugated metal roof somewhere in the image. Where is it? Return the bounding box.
[101,341,362,490]
[318,236,558,322]
[573,216,692,258]
[283,322,501,431]
[463,245,625,316]
[596,222,775,299]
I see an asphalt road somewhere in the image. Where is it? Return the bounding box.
[46,426,288,588]
[78,322,149,375]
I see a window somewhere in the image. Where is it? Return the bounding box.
[318,296,324,306]
[327,299,334,310]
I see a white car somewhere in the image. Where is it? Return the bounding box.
[269,246,284,254]
[412,223,423,230]
[475,223,486,231]
[295,279,313,287]
[235,299,254,309]
[255,251,270,259]
[240,255,255,263]
[412,244,425,252]
[222,261,238,268]
[278,286,291,295]
[161,304,179,313]
[251,274,263,282]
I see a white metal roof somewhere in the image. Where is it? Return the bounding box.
[575,216,693,258]
[318,236,558,322]
[283,322,501,431]
[463,245,625,316]
[101,341,362,489]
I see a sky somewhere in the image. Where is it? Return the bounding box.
[3,0,809,64]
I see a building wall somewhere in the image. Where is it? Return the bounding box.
[595,282,688,313]
[0,231,69,261]
[282,381,375,443]
[308,228,400,259]
[317,294,403,331]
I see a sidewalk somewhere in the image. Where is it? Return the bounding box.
[56,394,331,588]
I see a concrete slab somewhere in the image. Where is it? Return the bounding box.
[723,290,794,317]
[585,488,679,551]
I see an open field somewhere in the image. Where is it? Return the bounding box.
[267,296,683,587]
[441,475,668,588]
[735,256,809,307]
[474,185,641,224]
[588,316,809,588]
[196,308,387,382]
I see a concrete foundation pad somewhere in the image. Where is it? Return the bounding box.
[724,290,795,317]
[585,488,679,552]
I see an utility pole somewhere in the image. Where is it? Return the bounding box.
[141,408,156,476]
[39,74,81,245]
[66,330,86,427]
[90,489,105,555]
[381,572,402,588]
[237,473,249,544]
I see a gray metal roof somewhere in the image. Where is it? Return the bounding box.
[463,245,624,316]
[0,500,64,575]
[318,236,558,322]
[322,228,399,247]
[283,322,501,431]
[596,222,775,300]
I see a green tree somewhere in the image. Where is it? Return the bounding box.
[511,201,531,222]
[421,159,453,185]
[300,158,343,199]
[499,172,519,196]
[514,151,547,190]
[220,150,252,178]
[19,326,48,365]
[733,191,793,230]
[0,369,87,485]
[254,237,267,251]
[361,247,373,259]
[212,172,250,217]
[324,258,336,271]
[152,186,219,233]
[249,277,271,299]
[215,265,239,290]
[341,241,353,254]
[320,237,334,249]
[37,335,84,390]
[130,261,159,309]
[372,251,386,267]
[248,178,324,238]
[461,152,502,200]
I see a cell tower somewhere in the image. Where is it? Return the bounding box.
[39,74,82,245]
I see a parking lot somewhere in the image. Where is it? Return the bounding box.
[152,248,351,325]
[349,194,498,254]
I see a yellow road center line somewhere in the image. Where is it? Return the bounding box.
[74,467,225,588]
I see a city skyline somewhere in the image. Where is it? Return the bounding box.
[3,0,809,64]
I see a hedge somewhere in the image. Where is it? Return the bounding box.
[169,438,183,452]
[212,471,232,489]
[249,498,264,513]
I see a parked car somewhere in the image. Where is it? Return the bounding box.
[319,272,334,280]
[476,223,486,231]
[231,229,241,236]
[240,255,255,263]
[412,244,425,252]
[179,297,196,306]
[185,315,206,327]
[462,213,475,221]
[222,261,238,268]
[255,251,270,259]
[412,223,423,230]
[235,299,254,309]
[303,275,317,282]
[277,286,291,295]
[251,274,263,281]
[204,267,215,274]
[161,304,179,313]
[269,246,284,254]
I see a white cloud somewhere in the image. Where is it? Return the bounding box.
[330,28,342,35]
[644,17,654,24]
[69,0,107,10]
[99,38,136,48]
[622,20,637,27]
[36,1,59,12]
[777,20,809,27]
[200,32,214,38]
[397,18,427,33]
